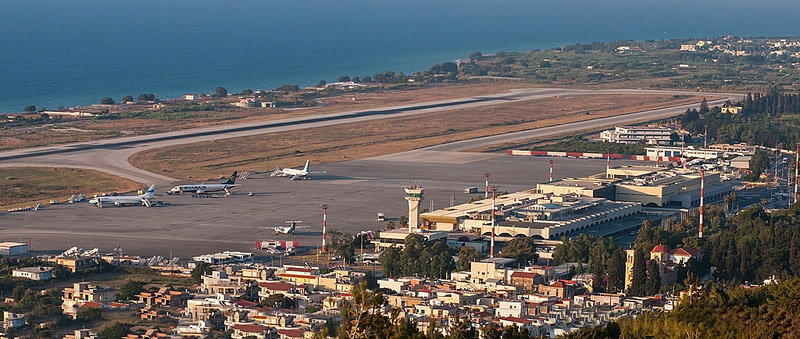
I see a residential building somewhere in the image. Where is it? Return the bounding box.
[47,255,96,273]
[496,301,526,318]
[3,311,25,330]
[12,266,53,281]
[62,282,116,319]
[137,287,192,308]
[63,329,97,339]
[200,271,251,298]
[231,323,269,339]
[509,271,541,291]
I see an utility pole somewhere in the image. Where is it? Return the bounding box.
[321,204,328,255]
[490,186,498,258]
[549,160,554,182]
[606,149,611,179]
[703,124,708,160]
[484,173,490,199]
[795,143,799,204]
[699,170,704,239]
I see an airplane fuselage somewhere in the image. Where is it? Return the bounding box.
[169,184,235,194]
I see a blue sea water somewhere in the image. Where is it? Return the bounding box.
[1,0,800,113]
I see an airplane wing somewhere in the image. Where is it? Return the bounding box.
[295,226,311,229]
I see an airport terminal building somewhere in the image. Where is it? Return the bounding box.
[419,192,641,240]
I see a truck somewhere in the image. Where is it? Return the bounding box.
[464,187,478,194]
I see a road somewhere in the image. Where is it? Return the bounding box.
[0,88,740,185]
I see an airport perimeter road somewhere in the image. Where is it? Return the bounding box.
[0,88,741,185]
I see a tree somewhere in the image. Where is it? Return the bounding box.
[630,249,647,296]
[644,260,661,296]
[77,307,103,322]
[98,322,132,339]
[262,293,295,309]
[24,105,36,113]
[469,51,483,61]
[398,215,408,227]
[214,86,228,97]
[12,284,26,301]
[121,95,134,103]
[591,246,606,293]
[338,75,351,82]
[190,262,211,284]
[379,247,402,278]
[499,237,538,265]
[381,234,455,279]
[457,247,485,271]
[52,264,71,279]
[137,93,156,101]
[500,325,530,339]
[317,80,327,87]
[607,247,626,292]
[275,84,300,92]
[362,76,372,83]
[241,88,254,96]
[99,97,115,105]
[481,323,503,339]
[116,280,146,301]
[699,98,709,114]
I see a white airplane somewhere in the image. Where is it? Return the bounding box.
[89,185,156,208]
[270,160,325,180]
[260,221,310,235]
[168,171,238,195]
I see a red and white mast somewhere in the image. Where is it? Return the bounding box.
[490,186,498,258]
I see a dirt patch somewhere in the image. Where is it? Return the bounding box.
[130,94,707,179]
[0,167,142,210]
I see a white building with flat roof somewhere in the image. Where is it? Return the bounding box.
[12,266,53,281]
[600,126,674,145]
[0,242,27,256]
[645,146,720,160]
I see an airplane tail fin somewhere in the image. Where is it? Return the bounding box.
[143,185,156,198]
[224,171,238,184]
[303,160,310,173]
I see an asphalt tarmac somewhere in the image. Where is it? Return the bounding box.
[0,153,643,258]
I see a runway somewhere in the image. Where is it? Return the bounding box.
[0,88,740,185]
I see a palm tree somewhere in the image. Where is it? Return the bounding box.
[724,194,732,215]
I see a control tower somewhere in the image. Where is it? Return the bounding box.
[404,186,424,233]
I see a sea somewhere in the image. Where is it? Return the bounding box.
[2,0,800,113]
